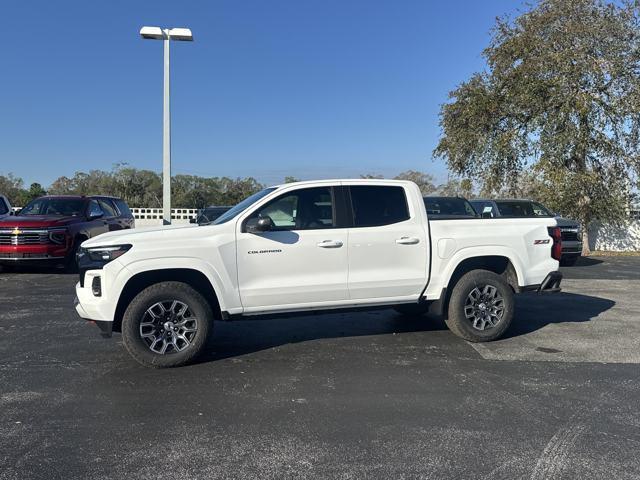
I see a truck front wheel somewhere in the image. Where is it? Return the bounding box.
[121,281,214,368]
[445,269,514,342]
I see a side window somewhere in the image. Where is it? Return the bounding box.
[87,200,104,218]
[98,199,118,218]
[350,186,410,227]
[250,187,335,230]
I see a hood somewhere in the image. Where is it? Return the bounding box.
[81,223,201,248]
[0,215,82,228]
[554,216,580,228]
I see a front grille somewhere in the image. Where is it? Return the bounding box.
[560,228,579,242]
[0,229,50,245]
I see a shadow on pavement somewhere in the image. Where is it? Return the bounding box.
[198,290,614,362]
[573,256,604,266]
[200,309,448,363]
[506,291,615,338]
[0,264,75,275]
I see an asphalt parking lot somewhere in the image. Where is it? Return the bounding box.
[1,257,640,479]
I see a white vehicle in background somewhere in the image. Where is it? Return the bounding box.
[0,195,12,219]
[75,179,563,368]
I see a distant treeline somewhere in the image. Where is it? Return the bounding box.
[0,166,471,208]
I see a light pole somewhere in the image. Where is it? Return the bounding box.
[140,26,193,225]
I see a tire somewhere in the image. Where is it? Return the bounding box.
[393,303,430,317]
[445,269,514,342]
[121,281,214,368]
[560,255,579,266]
[64,238,83,273]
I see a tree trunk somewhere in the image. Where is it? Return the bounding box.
[581,226,591,256]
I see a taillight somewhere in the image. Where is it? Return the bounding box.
[548,226,562,261]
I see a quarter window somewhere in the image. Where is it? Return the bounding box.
[349,186,410,227]
[249,187,335,230]
[98,199,118,218]
[87,200,104,218]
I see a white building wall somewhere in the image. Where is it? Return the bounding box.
[589,221,640,252]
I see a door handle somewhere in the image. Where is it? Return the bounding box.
[317,240,343,248]
[396,237,420,245]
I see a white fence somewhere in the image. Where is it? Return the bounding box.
[130,208,197,227]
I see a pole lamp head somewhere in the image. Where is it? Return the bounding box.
[139,26,193,41]
[168,28,193,41]
[139,26,165,40]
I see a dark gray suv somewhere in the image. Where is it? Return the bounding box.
[470,199,583,266]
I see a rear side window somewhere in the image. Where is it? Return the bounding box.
[114,199,133,217]
[349,186,409,227]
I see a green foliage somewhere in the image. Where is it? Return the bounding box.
[3,166,264,208]
[394,170,437,195]
[434,0,640,252]
[283,176,300,183]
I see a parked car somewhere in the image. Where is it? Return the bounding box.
[75,179,562,368]
[469,199,582,265]
[190,206,232,225]
[0,195,134,271]
[423,196,478,219]
[0,195,12,220]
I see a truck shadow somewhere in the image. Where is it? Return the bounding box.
[505,291,615,338]
[198,291,614,363]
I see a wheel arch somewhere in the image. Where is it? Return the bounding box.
[432,253,522,319]
[112,268,222,333]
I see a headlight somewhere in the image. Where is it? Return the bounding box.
[85,244,132,263]
[48,228,68,245]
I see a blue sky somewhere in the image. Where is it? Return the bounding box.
[0,0,520,187]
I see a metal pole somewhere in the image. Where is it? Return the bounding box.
[162,30,171,225]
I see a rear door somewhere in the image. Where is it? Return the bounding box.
[346,184,428,300]
[236,185,350,310]
[97,199,123,231]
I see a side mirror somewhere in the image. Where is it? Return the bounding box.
[89,212,104,220]
[482,212,493,219]
[246,216,274,233]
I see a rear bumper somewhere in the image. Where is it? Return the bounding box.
[537,271,562,293]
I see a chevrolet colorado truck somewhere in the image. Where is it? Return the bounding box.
[75,179,562,368]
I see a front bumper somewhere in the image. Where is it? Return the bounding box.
[537,271,562,293]
[561,240,583,255]
[75,296,113,338]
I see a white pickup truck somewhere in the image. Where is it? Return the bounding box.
[75,179,562,367]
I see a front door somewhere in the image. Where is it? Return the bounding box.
[236,185,349,311]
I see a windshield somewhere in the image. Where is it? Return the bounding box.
[494,200,553,217]
[0,198,8,215]
[424,197,477,217]
[20,198,86,217]
[212,188,278,225]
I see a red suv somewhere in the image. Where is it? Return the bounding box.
[0,195,134,270]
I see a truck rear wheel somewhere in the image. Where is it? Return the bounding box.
[445,269,514,342]
[121,281,213,368]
